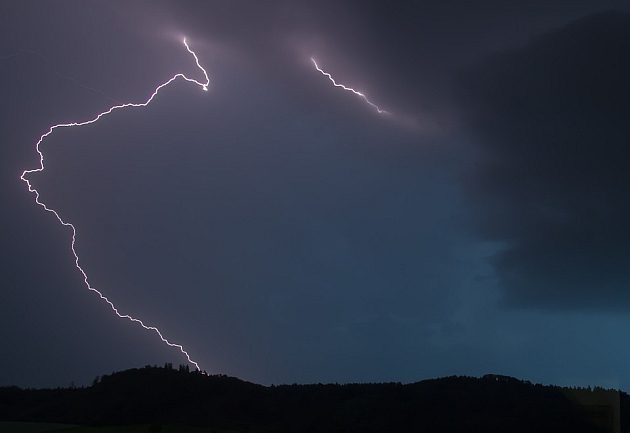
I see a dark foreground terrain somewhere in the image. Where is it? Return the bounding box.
[1,365,627,432]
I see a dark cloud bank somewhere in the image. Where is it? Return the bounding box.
[459,11,630,310]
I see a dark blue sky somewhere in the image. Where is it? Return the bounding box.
[2,0,630,389]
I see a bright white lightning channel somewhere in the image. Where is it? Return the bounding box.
[310,57,388,115]
[20,38,210,371]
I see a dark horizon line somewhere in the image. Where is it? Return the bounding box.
[2,364,625,395]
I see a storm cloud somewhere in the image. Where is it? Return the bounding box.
[459,12,630,309]
[4,1,630,390]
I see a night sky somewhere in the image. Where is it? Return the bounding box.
[2,0,630,389]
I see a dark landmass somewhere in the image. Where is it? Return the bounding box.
[0,365,627,432]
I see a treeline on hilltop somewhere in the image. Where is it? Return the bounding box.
[0,365,627,433]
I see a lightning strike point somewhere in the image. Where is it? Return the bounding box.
[20,38,211,371]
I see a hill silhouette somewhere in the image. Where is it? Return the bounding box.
[0,365,626,432]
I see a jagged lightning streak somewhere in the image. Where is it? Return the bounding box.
[310,57,388,115]
[20,38,209,371]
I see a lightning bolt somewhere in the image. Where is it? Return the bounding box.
[19,38,209,371]
[310,57,388,115]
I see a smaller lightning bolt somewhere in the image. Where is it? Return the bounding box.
[310,57,388,115]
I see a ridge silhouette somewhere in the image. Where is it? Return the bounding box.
[0,365,625,432]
